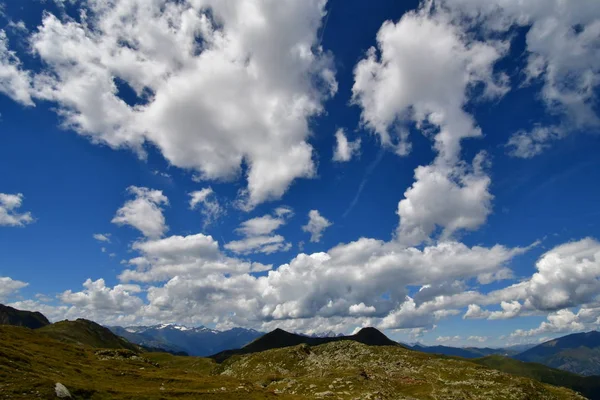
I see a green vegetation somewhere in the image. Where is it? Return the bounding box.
[472,355,600,400]
[0,325,284,399]
[0,324,585,399]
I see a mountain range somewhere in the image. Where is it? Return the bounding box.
[515,331,600,376]
[3,304,600,399]
[408,343,518,359]
[108,324,263,356]
[108,320,600,378]
[0,312,584,399]
[107,322,531,360]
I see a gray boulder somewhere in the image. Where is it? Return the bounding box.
[55,382,71,398]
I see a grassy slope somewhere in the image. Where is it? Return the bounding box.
[472,355,600,400]
[218,341,585,399]
[0,325,585,400]
[0,325,291,399]
[37,319,140,352]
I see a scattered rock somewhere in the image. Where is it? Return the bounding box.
[54,383,71,398]
[94,349,159,367]
[315,390,335,397]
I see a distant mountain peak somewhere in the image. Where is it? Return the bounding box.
[353,327,399,346]
[108,323,263,356]
[157,323,195,331]
[303,330,345,338]
[211,326,400,363]
[124,323,223,333]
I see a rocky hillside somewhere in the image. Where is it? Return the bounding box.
[0,324,584,399]
[0,304,50,329]
[217,340,584,399]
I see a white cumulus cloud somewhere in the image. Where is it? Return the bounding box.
[511,309,585,338]
[396,153,493,246]
[468,336,487,343]
[302,210,332,243]
[333,128,361,162]
[0,193,34,227]
[0,276,28,300]
[349,302,377,316]
[225,208,294,255]
[437,335,461,343]
[0,30,33,106]
[440,0,600,154]
[25,0,336,208]
[352,6,505,246]
[352,6,508,162]
[189,187,224,228]
[112,186,169,238]
[506,126,566,158]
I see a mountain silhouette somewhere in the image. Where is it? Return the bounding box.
[211,326,401,362]
[0,303,50,329]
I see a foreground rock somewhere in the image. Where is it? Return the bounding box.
[54,383,71,398]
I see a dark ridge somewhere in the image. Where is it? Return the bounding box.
[514,331,600,376]
[38,318,140,352]
[140,345,189,356]
[211,326,401,363]
[516,331,600,360]
[0,303,50,329]
[352,327,398,346]
[410,344,512,359]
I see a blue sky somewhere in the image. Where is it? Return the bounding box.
[0,0,599,347]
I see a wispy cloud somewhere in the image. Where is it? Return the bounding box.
[343,150,385,218]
